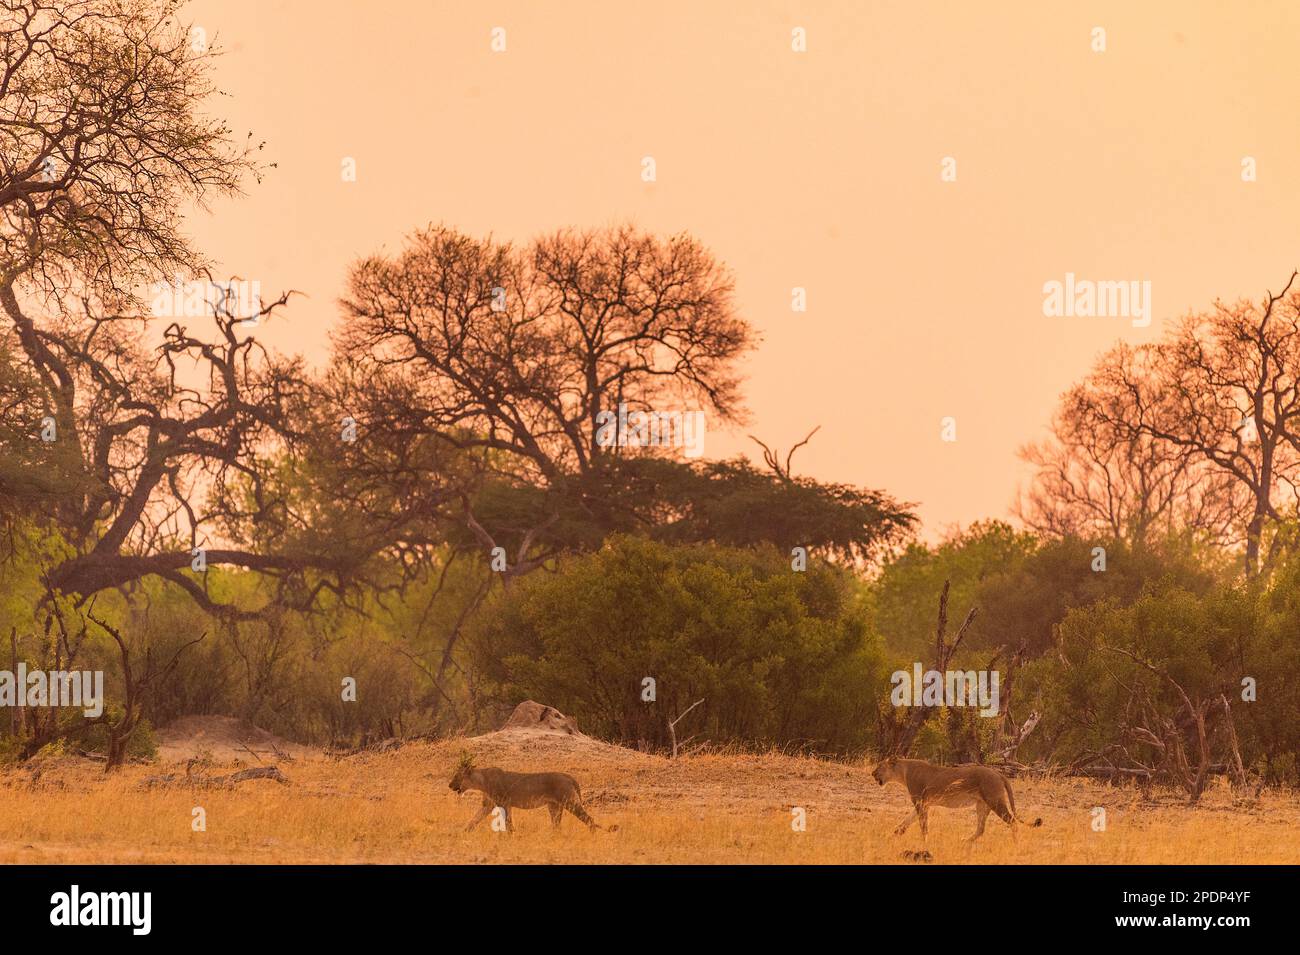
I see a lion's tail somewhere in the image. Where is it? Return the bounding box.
[1004,778,1043,827]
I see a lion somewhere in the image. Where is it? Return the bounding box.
[448,752,610,833]
[872,756,1042,842]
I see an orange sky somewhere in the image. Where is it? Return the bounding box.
[183,0,1300,535]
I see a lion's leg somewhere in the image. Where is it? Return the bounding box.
[916,802,929,841]
[465,797,493,832]
[969,803,989,842]
[894,799,930,839]
[549,803,564,829]
[893,808,918,836]
[502,806,514,833]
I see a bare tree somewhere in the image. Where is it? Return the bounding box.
[1,0,267,292]
[749,425,820,483]
[881,580,979,757]
[667,698,704,758]
[1025,273,1300,576]
[87,608,204,771]
[1018,364,1243,548]
[0,1,372,612]
[333,223,756,566]
[1101,645,1249,805]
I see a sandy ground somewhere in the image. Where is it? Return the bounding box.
[153,715,318,763]
[1,717,1296,864]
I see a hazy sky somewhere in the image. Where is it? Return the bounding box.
[184,0,1300,535]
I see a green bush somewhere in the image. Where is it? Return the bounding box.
[470,536,892,755]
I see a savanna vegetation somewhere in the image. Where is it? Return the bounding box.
[2,0,1299,817]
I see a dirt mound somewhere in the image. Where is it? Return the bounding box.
[154,715,317,764]
[500,700,585,736]
[459,728,656,767]
[457,701,654,767]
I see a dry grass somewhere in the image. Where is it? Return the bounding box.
[2,731,1297,864]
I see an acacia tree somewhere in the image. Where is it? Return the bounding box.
[335,225,751,483]
[333,223,746,564]
[322,224,917,725]
[0,330,83,531]
[1,0,261,294]
[1023,273,1300,576]
[333,224,914,567]
[0,0,372,615]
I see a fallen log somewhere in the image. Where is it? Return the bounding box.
[142,766,290,789]
[326,732,440,759]
[74,749,150,765]
[1068,767,1154,780]
[1066,763,1235,782]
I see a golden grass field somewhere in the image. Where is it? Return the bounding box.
[1,724,1296,865]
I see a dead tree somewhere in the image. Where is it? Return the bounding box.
[667,699,704,758]
[1103,645,1240,805]
[1218,693,1249,790]
[1055,271,1300,577]
[749,426,820,482]
[15,596,95,757]
[87,612,205,772]
[885,581,978,757]
[988,641,1039,764]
